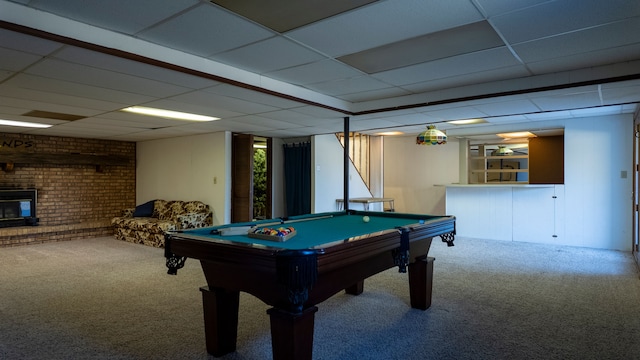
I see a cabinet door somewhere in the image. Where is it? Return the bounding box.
[512,186,560,244]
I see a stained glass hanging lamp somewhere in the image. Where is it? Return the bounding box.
[416,125,447,145]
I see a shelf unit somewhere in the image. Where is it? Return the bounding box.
[468,144,529,184]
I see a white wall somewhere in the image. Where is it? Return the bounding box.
[562,114,633,250]
[383,136,460,215]
[312,134,374,213]
[136,131,230,225]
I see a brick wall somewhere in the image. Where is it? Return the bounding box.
[0,133,136,246]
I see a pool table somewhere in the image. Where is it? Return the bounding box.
[165,210,455,360]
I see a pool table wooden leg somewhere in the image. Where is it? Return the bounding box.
[408,256,435,310]
[267,306,318,360]
[200,286,240,357]
[345,280,364,295]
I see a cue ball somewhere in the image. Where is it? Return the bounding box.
[362,216,370,223]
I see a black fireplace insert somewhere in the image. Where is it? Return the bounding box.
[0,189,38,228]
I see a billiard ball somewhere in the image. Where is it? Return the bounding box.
[362,216,370,223]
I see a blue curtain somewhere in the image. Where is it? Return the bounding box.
[283,142,311,216]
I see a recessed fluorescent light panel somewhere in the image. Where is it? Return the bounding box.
[375,131,404,136]
[121,106,220,122]
[0,119,53,128]
[447,118,487,125]
[497,131,536,139]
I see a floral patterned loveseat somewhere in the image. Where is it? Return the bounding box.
[111,199,213,248]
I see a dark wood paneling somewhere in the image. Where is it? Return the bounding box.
[529,135,564,184]
[266,137,273,219]
[232,134,253,223]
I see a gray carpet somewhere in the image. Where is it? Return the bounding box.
[1,236,639,360]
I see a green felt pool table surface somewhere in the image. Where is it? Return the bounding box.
[175,210,446,250]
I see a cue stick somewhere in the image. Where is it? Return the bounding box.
[213,215,335,235]
[258,214,335,228]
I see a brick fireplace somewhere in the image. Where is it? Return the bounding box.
[0,133,136,247]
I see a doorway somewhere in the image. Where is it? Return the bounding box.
[231,134,272,223]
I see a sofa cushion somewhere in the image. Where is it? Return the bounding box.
[183,201,210,213]
[118,217,176,234]
[133,200,155,217]
[177,212,212,229]
[152,200,171,220]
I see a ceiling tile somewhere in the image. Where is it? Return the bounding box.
[474,0,550,17]
[524,111,573,121]
[531,88,605,110]
[252,126,337,137]
[201,83,302,109]
[166,91,279,115]
[357,112,427,127]
[228,115,307,130]
[472,99,541,116]
[80,117,159,130]
[425,106,490,121]
[600,83,640,104]
[339,21,504,74]
[305,75,394,96]
[0,86,123,112]
[0,28,62,55]
[257,109,320,123]
[287,105,345,119]
[27,59,191,98]
[513,18,640,63]
[6,73,155,106]
[0,47,43,72]
[485,114,529,123]
[569,105,624,117]
[52,46,220,90]
[212,36,325,74]
[491,0,640,44]
[350,118,402,131]
[372,47,521,86]
[259,111,344,128]
[92,112,189,128]
[526,44,640,75]
[143,98,243,120]
[337,87,412,103]
[138,3,273,57]
[266,59,363,86]
[286,0,484,57]
[26,0,200,34]
[210,0,377,32]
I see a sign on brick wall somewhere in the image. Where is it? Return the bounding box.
[0,138,35,151]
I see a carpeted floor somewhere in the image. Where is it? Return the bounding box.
[0,236,639,360]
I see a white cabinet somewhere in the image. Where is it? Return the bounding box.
[444,185,564,244]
